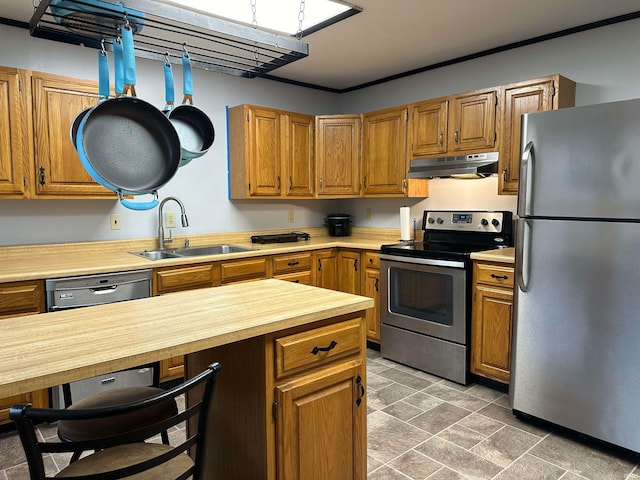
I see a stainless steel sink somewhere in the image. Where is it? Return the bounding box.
[130,244,257,260]
[172,244,257,256]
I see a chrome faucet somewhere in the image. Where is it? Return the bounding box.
[158,197,189,250]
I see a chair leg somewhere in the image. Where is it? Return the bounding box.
[161,430,170,445]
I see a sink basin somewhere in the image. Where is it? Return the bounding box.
[172,244,257,256]
[130,244,257,260]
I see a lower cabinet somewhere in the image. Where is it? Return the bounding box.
[0,280,48,424]
[272,252,313,284]
[471,261,514,384]
[314,249,338,290]
[337,250,361,295]
[186,313,367,479]
[361,252,381,343]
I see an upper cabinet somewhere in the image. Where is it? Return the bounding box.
[409,89,498,158]
[498,75,576,195]
[28,71,117,198]
[315,114,362,197]
[228,104,315,199]
[0,67,25,198]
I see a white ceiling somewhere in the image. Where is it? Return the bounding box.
[2,0,640,91]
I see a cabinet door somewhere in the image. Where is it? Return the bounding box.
[275,362,366,480]
[248,106,282,196]
[449,90,497,153]
[316,115,361,197]
[362,106,407,196]
[498,77,575,195]
[314,250,338,290]
[0,67,25,198]
[337,250,361,294]
[29,72,115,197]
[284,112,314,197]
[471,285,513,383]
[363,266,380,342]
[410,98,448,157]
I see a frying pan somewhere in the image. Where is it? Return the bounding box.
[75,24,181,210]
[164,51,215,166]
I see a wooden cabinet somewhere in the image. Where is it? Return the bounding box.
[0,280,48,424]
[316,114,362,197]
[337,250,361,295]
[273,252,313,285]
[187,314,367,479]
[153,263,220,381]
[362,252,381,343]
[0,67,26,198]
[471,261,514,384]
[314,249,338,290]
[27,71,116,198]
[410,89,497,158]
[228,105,315,199]
[498,75,576,195]
[220,257,268,284]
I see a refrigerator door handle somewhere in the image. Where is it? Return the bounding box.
[516,218,531,292]
[518,141,535,217]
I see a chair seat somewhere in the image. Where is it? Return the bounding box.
[55,443,193,479]
[57,387,178,442]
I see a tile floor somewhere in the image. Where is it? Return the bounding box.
[1,350,639,479]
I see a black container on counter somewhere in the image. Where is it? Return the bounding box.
[325,213,351,236]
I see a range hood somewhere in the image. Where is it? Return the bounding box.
[408,152,499,178]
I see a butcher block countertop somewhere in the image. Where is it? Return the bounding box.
[0,279,373,399]
[470,247,515,264]
[0,227,401,283]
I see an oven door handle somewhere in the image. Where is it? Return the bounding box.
[379,254,465,269]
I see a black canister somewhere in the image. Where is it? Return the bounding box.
[325,213,352,236]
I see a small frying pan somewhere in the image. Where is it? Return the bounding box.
[165,51,215,166]
[76,24,181,210]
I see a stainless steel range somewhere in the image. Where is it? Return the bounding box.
[380,210,513,384]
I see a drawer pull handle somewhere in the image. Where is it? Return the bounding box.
[356,374,365,407]
[490,274,509,280]
[100,377,116,385]
[287,261,299,266]
[311,340,337,355]
[375,278,379,292]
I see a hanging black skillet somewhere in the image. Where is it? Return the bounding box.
[75,22,181,210]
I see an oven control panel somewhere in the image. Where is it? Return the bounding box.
[423,211,511,233]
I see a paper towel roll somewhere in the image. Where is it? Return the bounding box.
[400,206,411,240]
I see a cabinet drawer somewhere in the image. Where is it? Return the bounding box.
[272,252,312,274]
[220,257,268,284]
[476,263,514,288]
[0,280,45,318]
[273,271,312,285]
[154,263,217,294]
[275,318,362,379]
[363,252,379,268]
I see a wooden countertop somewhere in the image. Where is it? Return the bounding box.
[0,228,401,283]
[470,247,515,263]
[0,279,373,398]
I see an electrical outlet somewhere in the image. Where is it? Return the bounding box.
[366,208,373,221]
[110,214,121,230]
[288,210,294,223]
[165,212,177,228]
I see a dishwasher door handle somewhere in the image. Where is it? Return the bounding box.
[91,285,119,294]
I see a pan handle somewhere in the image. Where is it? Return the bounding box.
[98,48,109,101]
[118,192,159,211]
[122,23,137,97]
[181,51,193,105]
[163,60,175,111]
[113,37,124,97]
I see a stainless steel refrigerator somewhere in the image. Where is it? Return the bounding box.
[510,98,640,454]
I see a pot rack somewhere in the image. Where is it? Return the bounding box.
[29,0,309,78]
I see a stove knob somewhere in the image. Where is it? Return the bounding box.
[492,219,500,227]
[428,217,435,224]
[481,218,489,226]
[436,217,444,225]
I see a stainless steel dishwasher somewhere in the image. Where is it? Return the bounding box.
[45,269,153,408]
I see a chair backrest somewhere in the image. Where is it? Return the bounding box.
[10,362,222,480]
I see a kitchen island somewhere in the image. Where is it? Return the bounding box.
[0,279,373,479]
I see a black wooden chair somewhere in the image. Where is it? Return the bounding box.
[10,362,222,480]
[58,362,175,463]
